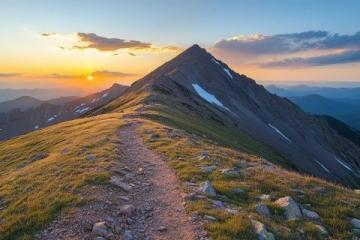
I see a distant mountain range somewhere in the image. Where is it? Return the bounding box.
[266,85,360,130]
[266,84,360,99]
[0,96,78,113]
[0,84,128,140]
[0,88,86,102]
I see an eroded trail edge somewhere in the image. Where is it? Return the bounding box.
[117,122,205,240]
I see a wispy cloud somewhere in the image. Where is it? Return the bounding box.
[260,50,360,67]
[41,32,57,37]
[213,31,360,67]
[53,32,181,53]
[0,73,22,78]
[91,70,137,78]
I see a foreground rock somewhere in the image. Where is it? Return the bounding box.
[110,176,131,192]
[350,218,360,229]
[251,220,275,240]
[199,180,216,196]
[92,221,110,237]
[256,203,271,218]
[302,208,320,220]
[274,196,302,220]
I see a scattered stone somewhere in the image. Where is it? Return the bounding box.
[204,215,217,221]
[225,208,238,215]
[355,189,360,194]
[314,224,328,235]
[234,188,245,194]
[220,167,241,175]
[199,180,216,196]
[110,176,131,192]
[302,208,320,220]
[256,203,271,218]
[238,160,249,168]
[95,237,106,240]
[291,188,305,195]
[61,148,69,155]
[157,226,167,232]
[150,134,160,141]
[251,220,275,240]
[123,230,134,240]
[351,218,360,229]
[119,196,129,201]
[258,194,271,201]
[199,151,210,161]
[86,153,96,161]
[202,165,217,173]
[211,199,225,208]
[118,204,135,216]
[274,196,302,220]
[92,222,110,237]
[31,152,49,161]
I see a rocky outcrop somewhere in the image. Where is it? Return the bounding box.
[274,196,302,220]
[251,220,275,240]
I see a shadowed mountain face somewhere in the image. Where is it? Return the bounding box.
[99,45,360,187]
[0,84,128,140]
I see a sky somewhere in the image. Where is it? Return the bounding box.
[1,0,360,92]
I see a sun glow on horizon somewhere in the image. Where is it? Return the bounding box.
[87,75,94,81]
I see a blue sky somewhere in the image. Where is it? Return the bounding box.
[1,0,360,89]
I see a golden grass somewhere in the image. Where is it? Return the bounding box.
[0,113,123,240]
[138,120,360,240]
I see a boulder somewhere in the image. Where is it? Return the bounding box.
[256,203,271,218]
[110,176,131,192]
[220,167,241,175]
[274,196,302,220]
[351,218,360,229]
[92,221,110,237]
[118,204,135,216]
[251,220,275,240]
[302,208,320,220]
[199,180,216,196]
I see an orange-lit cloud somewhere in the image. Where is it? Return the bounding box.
[49,32,181,54]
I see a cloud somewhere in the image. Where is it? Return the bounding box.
[91,70,137,78]
[260,50,360,67]
[214,31,360,56]
[41,32,56,37]
[52,32,181,53]
[73,33,151,51]
[0,73,22,78]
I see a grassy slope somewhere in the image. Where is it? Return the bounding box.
[0,113,123,240]
[138,114,360,240]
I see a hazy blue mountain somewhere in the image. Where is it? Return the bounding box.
[266,84,360,99]
[289,94,360,129]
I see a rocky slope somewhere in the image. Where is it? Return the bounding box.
[99,44,360,188]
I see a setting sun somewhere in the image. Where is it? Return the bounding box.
[86,75,94,81]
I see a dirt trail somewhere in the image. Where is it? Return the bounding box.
[37,121,205,240]
[117,122,204,240]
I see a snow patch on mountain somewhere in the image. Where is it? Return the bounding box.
[335,157,353,172]
[268,124,291,143]
[192,84,230,111]
[102,93,109,98]
[75,107,91,114]
[223,68,233,79]
[315,160,331,173]
[212,58,221,66]
[34,125,39,130]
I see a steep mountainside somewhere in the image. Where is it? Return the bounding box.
[98,45,360,188]
[0,84,128,140]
